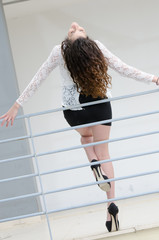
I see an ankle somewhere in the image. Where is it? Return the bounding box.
[107,212,111,221]
[107,201,114,208]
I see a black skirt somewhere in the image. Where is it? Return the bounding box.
[63,94,112,127]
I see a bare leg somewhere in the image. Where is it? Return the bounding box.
[91,125,115,221]
[76,127,97,161]
[76,125,115,221]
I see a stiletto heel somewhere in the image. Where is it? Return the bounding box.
[90,159,111,192]
[106,203,119,232]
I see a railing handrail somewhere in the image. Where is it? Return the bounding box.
[1,128,159,164]
[1,147,159,184]
[0,88,158,122]
[0,108,159,145]
[0,87,159,237]
[1,168,159,204]
[0,190,159,223]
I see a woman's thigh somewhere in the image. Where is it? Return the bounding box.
[76,127,93,137]
[76,125,111,139]
[92,125,111,141]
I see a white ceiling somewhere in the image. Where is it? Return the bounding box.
[3,0,159,50]
[3,0,86,18]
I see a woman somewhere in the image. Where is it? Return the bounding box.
[0,22,159,232]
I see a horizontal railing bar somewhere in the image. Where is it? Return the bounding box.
[1,167,159,203]
[0,126,159,166]
[41,149,159,175]
[44,169,159,195]
[0,153,34,164]
[0,212,44,223]
[0,190,158,223]
[1,107,159,146]
[6,88,159,120]
[1,146,159,184]
[1,145,159,184]
[48,190,159,214]
[0,173,37,183]
[39,109,159,137]
[36,125,159,157]
[0,192,42,203]
[31,111,159,138]
[0,135,30,144]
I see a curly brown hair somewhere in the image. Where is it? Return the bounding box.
[61,37,112,98]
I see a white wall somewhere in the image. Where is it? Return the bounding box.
[4,0,159,212]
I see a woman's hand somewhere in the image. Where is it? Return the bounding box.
[152,76,159,85]
[0,102,20,127]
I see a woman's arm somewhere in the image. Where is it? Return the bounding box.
[0,45,61,127]
[16,45,61,106]
[96,40,158,84]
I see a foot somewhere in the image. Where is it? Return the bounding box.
[90,159,111,192]
[106,202,119,232]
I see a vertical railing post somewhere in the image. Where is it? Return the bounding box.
[27,117,53,240]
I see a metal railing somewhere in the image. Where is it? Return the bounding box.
[0,88,159,239]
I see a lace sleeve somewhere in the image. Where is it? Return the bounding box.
[96,40,154,83]
[16,45,61,106]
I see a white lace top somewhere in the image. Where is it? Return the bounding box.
[16,40,154,109]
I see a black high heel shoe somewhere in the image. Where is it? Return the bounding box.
[90,159,111,192]
[106,203,119,232]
